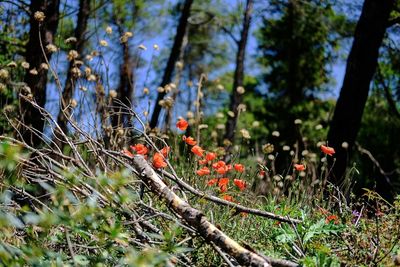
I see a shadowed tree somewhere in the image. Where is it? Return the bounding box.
[20,0,60,147]
[55,0,90,149]
[149,0,194,129]
[327,0,395,187]
[224,0,253,148]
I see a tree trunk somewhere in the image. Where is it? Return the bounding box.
[56,0,90,148]
[20,0,60,147]
[327,0,394,185]
[111,9,136,129]
[149,0,194,129]
[224,0,253,145]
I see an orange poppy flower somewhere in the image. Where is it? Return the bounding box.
[130,144,148,155]
[205,152,217,161]
[153,152,167,169]
[207,178,218,186]
[234,163,245,173]
[182,136,197,146]
[199,159,208,165]
[325,214,339,224]
[220,184,228,193]
[196,167,210,176]
[321,145,335,156]
[176,118,188,131]
[191,145,204,157]
[222,195,234,202]
[212,160,226,170]
[233,179,246,191]
[218,178,229,187]
[294,164,306,171]
[160,146,170,158]
[122,149,133,158]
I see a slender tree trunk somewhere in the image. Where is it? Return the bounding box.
[327,0,394,185]
[56,0,90,148]
[20,0,60,147]
[111,17,135,129]
[224,0,253,145]
[149,0,193,129]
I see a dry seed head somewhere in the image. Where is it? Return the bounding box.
[217,84,224,91]
[315,124,323,130]
[70,99,78,108]
[109,90,117,98]
[99,40,108,47]
[240,129,251,139]
[34,11,45,22]
[272,131,280,137]
[157,87,164,93]
[46,44,58,53]
[216,112,224,119]
[237,104,246,112]
[186,111,194,119]
[67,50,79,61]
[79,86,87,92]
[40,63,48,70]
[87,74,96,81]
[153,44,159,50]
[236,86,245,94]
[84,67,91,76]
[71,67,81,77]
[21,62,30,69]
[106,26,113,34]
[143,87,149,95]
[29,68,38,75]
[227,111,235,118]
[294,119,302,125]
[138,44,147,50]
[0,83,6,92]
[252,121,260,128]
[262,143,274,154]
[7,61,17,68]
[0,69,9,79]
[65,37,77,43]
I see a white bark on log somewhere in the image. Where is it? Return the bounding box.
[131,155,298,267]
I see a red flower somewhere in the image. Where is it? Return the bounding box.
[294,164,306,171]
[207,178,218,186]
[233,179,246,191]
[196,167,210,176]
[153,152,167,169]
[321,145,335,156]
[212,160,226,170]
[259,170,266,177]
[222,195,234,202]
[326,214,339,224]
[218,178,229,187]
[191,145,204,157]
[220,184,228,193]
[182,136,197,146]
[199,159,208,165]
[176,118,188,131]
[234,163,245,173]
[160,146,170,158]
[122,149,133,158]
[205,152,217,161]
[130,144,148,155]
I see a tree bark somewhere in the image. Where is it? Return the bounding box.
[149,0,193,129]
[327,0,394,185]
[110,3,137,129]
[224,0,253,145]
[20,0,60,147]
[56,0,90,148]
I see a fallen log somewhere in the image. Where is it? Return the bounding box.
[131,155,298,267]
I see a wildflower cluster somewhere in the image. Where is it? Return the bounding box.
[176,118,247,202]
